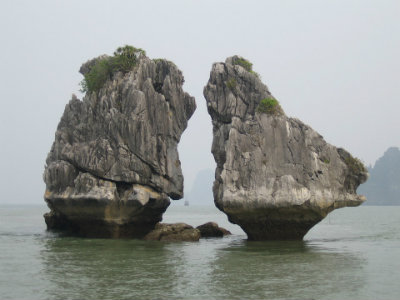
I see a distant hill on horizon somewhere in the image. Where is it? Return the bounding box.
[185,169,214,206]
[358,147,400,205]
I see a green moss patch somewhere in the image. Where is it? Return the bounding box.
[256,97,283,115]
[345,155,366,173]
[233,57,253,72]
[322,157,330,164]
[232,57,259,77]
[226,78,237,90]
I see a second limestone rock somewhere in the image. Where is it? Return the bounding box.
[204,56,368,240]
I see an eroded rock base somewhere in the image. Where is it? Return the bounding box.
[225,207,331,240]
[45,213,159,238]
[44,195,170,238]
[239,220,319,240]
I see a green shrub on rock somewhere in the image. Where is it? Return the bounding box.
[80,45,146,94]
[256,97,283,116]
[232,57,259,77]
[233,57,253,72]
[80,59,112,94]
[345,155,366,173]
[112,45,145,72]
[226,78,237,90]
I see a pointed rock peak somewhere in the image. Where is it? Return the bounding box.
[204,55,284,125]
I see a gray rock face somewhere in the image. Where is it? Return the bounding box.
[204,56,368,240]
[44,53,196,238]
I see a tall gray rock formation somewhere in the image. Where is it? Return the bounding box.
[44,48,196,237]
[204,56,368,240]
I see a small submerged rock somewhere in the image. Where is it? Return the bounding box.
[144,223,201,242]
[143,221,231,242]
[196,222,231,237]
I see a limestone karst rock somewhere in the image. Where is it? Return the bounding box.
[43,47,196,238]
[204,56,368,240]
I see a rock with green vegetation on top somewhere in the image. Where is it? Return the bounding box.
[204,55,368,240]
[43,45,196,238]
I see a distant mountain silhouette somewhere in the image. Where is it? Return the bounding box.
[358,147,400,205]
[185,169,214,205]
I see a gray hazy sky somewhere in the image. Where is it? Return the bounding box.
[0,0,399,204]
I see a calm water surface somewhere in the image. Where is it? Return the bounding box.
[0,204,399,300]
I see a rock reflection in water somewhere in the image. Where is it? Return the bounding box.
[39,235,366,300]
[41,237,181,300]
[208,238,366,300]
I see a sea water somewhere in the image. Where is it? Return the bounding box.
[0,203,399,300]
